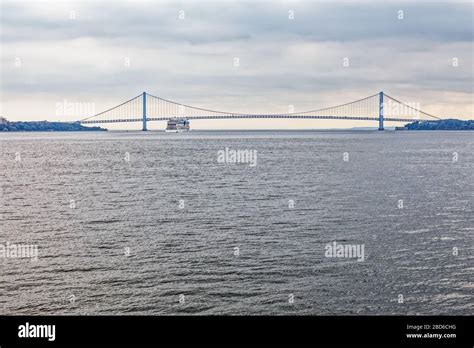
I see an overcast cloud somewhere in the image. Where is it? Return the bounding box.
[0,0,472,129]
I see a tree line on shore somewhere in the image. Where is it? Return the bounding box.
[1,118,472,131]
[0,120,105,132]
[404,119,474,130]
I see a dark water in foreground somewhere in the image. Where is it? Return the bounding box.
[1,131,473,315]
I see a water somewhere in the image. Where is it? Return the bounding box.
[1,130,473,315]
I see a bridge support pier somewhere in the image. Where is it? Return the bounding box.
[378,91,384,131]
[142,91,147,131]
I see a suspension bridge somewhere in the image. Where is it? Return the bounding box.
[79,91,441,131]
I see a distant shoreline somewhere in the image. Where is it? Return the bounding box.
[0,120,106,132]
[401,119,474,131]
[1,119,472,132]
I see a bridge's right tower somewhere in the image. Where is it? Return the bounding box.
[378,91,384,131]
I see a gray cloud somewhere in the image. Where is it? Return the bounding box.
[0,0,472,123]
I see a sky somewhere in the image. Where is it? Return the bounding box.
[0,0,473,130]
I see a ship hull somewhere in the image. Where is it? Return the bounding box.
[165,118,190,132]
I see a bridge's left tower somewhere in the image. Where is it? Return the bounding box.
[142,91,147,131]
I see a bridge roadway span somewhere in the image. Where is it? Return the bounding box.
[81,115,417,124]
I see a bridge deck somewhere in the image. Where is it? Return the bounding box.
[81,115,420,124]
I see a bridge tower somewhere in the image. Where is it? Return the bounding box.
[142,91,147,131]
[378,91,384,131]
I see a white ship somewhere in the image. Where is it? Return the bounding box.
[165,118,190,133]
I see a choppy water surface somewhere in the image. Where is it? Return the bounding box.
[1,131,473,315]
